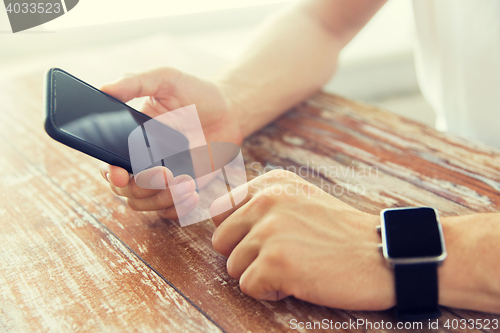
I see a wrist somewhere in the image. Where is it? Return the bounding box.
[438,214,500,313]
[364,213,396,310]
[214,79,253,139]
[377,207,447,318]
[437,216,463,309]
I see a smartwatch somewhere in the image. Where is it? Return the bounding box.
[378,207,447,321]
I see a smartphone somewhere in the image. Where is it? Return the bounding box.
[43,68,193,179]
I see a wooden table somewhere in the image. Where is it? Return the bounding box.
[1,40,500,333]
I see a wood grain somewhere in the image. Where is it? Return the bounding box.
[1,40,499,332]
[0,136,222,332]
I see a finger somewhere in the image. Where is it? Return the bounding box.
[100,163,131,189]
[260,291,289,302]
[211,170,306,227]
[226,238,260,279]
[239,259,287,301]
[127,175,196,211]
[134,166,174,190]
[138,95,165,118]
[100,67,181,103]
[157,192,199,220]
[210,183,252,227]
[211,202,258,257]
[107,167,170,199]
[111,176,162,199]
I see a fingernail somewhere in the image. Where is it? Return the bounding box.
[150,172,166,188]
[106,173,111,183]
[175,179,193,196]
[182,195,197,208]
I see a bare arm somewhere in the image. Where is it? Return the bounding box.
[213,0,500,313]
[440,213,500,313]
[216,0,387,138]
[211,171,500,314]
[211,1,500,313]
[99,0,386,208]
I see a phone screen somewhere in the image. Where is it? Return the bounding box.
[52,70,148,162]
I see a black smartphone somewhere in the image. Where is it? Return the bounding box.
[43,68,193,178]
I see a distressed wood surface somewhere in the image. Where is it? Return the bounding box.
[0,115,222,333]
[1,38,500,332]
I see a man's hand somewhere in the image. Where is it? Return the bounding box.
[98,67,244,219]
[210,170,395,310]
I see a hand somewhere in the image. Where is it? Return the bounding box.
[99,67,244,219]
[210,170,395,310]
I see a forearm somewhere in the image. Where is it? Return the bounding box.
[215,0,386,138]
[439,213,500,313]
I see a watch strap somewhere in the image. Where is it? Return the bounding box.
[394,262,441,320]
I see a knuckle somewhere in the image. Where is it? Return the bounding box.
[251,192,271,210]
[153,191,169,209]
[211,233,227,256]
[255,216,281,239]
[264,169,297,182]
[239,271,258,297]
[261,246,289,273]
[250,192,276,211]
[129,184,143,199]
[262,187,285,201]
[210,214,223,228]
[160,66,181,78]
[239,280,252,296]
[255,180,300,204]
[121,72,137,79]
[212,241,229,258]
[126,198,140,211]
[239,266,268,298]
[239,277,251,296]
[158,208,175,220]
[159,66,176,74]
[109,185,122,197]
[226,257,238,279]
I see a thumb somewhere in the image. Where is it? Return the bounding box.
[100,67,182,103]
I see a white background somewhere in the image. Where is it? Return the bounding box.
[0,0,435,125]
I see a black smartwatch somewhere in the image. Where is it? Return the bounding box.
[378,207,447,321]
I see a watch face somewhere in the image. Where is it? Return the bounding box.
[382,207,444,259]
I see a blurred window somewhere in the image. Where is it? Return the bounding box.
[44,0,291,29]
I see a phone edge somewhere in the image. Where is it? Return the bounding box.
[43,68,135,173]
